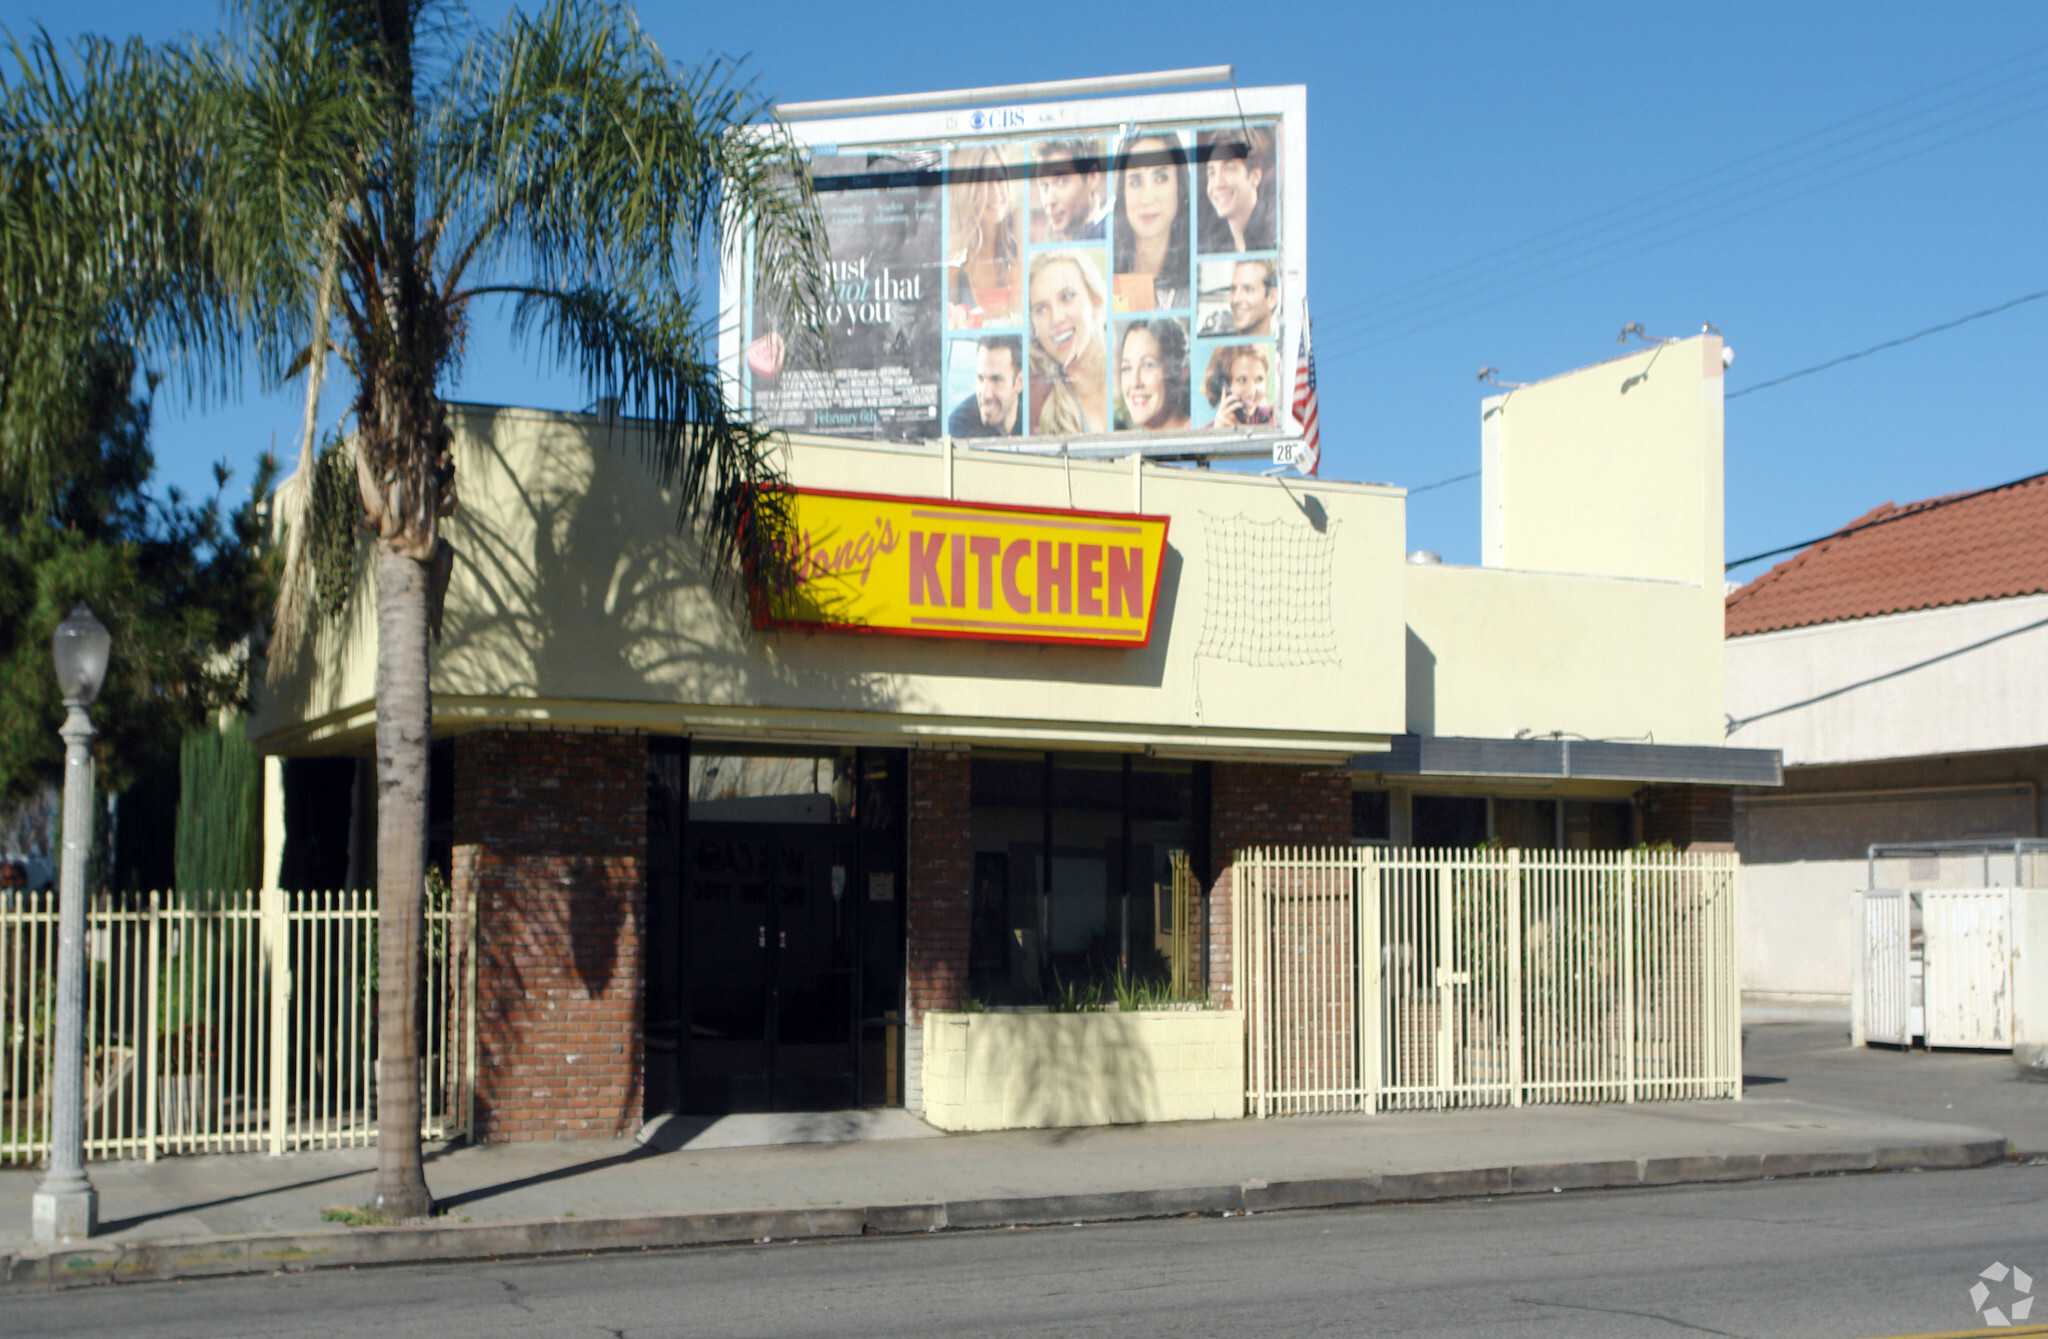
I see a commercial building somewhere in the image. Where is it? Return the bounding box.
[252,332,1774,1137]
[1727,472,2048,1021]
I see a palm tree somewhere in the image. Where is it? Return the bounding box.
[3,0,826,1216]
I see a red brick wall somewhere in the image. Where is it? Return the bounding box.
[906,747,971,1023]
[1206,763,1352,1008]
[1641,784,1735,850]
[454,728,646,1141]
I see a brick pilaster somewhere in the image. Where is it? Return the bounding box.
[906,747,971,1024]
[454,728,646,1141]
[1207,762,1352,1008]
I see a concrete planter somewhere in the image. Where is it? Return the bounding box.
[921,1009,1245,1132]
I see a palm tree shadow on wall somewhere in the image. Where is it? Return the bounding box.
[431,413,911,1096]
[435,411,916,725]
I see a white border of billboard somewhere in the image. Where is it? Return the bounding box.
[719,83,1308,454]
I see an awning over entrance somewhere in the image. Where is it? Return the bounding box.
[1353,735,1783,787]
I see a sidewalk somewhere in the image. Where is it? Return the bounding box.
[0,1021,2035,1288]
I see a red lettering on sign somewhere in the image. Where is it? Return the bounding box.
[969,535,1001,610]
[1001,539,1032,613]
[909,531,945,606]
[950,533,967,608]
[1037,541,1073,615]
[1108,547,1145,619]
[1076,544,1104,616]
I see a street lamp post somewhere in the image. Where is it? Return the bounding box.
[33,603,110,1244]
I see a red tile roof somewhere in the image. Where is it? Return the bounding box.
[1726,473,2048,637]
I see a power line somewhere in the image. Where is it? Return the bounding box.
[1315,44,2048,332]
[1322,57,2048,339]
[1726,286,2048,400]
[1316,63,2048,361]
[1725,466,2048,572]
[1409,469,1479,496]
[1318,92,2048,363]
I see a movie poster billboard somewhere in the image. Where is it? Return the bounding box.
[734,85,1305,450]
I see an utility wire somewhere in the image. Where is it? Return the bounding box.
[1726,466,2048,572]
[1726,286,2048,399]
[1315,44,2048,330]
[1409,469,1479,496]
[1319,93,2048,362]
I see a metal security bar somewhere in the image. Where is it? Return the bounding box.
[1242,847,1742,1117]
[0,885,475,1163]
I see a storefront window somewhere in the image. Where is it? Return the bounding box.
[1493,797,1556,850]
[1412,794,1488,848]
[1350,789,1391,844]
[690,751,854,824]
[969,752,1205,1006]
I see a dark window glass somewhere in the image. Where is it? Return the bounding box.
[1493,798,1556,851]
[1412,794,1488,848]
[1350,790,1390,843]
[1564,800,1633,850]
[967,752,1205,1005]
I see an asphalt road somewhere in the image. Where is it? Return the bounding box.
[9,1164,2046,1338]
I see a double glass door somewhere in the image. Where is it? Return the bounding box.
[680,823,858,1113]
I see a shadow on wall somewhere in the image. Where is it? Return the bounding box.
[435,411,912,719]
[928,1010,1208,1132]
[1405,627,1436,736]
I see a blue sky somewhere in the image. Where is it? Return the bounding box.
[23,1,2048,573]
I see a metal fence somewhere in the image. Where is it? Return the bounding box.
[1241,847,1742,1116]
[0,886,476,1163]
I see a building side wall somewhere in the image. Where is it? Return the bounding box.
[455,728,647,1140]
[1404,564,1725,745]
[253,414,1409,755]
[1726,592,2048,766]
[1482,334,1724,586]
[1733,748,2048,1016]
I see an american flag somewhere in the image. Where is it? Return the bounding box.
[1291,310,1320,475]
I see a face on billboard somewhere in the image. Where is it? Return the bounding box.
[742,110,1284,448]
[1031,139,1106,244]
[1196,342,1277,430]
[1116,319,1191,433]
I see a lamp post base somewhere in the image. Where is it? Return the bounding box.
[31,1180,97,1244]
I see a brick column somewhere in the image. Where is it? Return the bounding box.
[1207,763,1352,1008]
[903,747,970,1116]
[1641,784,1735,851]
[454,728,646,1141]
[906,747,971,1023]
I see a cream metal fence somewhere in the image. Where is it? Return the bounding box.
[0,885,475,1163]
[1241,847,1742,1117]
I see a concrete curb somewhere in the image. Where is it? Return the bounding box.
[0,1138,2011,1292]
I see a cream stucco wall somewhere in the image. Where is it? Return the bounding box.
[254,412,1408,757]
[1404,564,1724,744]
[921,1009,1244,1131]
[1482,335,1725,585]
[1727,593,2048,766]
[254,336,1734,761]
[1400,335,1727,747]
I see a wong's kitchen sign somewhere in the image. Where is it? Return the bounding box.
[757,488,1169,647]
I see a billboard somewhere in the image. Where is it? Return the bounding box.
[756,488,1170,648]
[731,85,1306,452]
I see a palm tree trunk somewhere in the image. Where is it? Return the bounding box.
[372,545,433,1219]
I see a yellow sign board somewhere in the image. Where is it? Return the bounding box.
[758,488,1170,648]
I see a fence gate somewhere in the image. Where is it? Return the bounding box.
[1922,890,2011,1049]
[0,885,477,1163]
[1856,891,1913,1047]
[1242,846,1742,1116]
